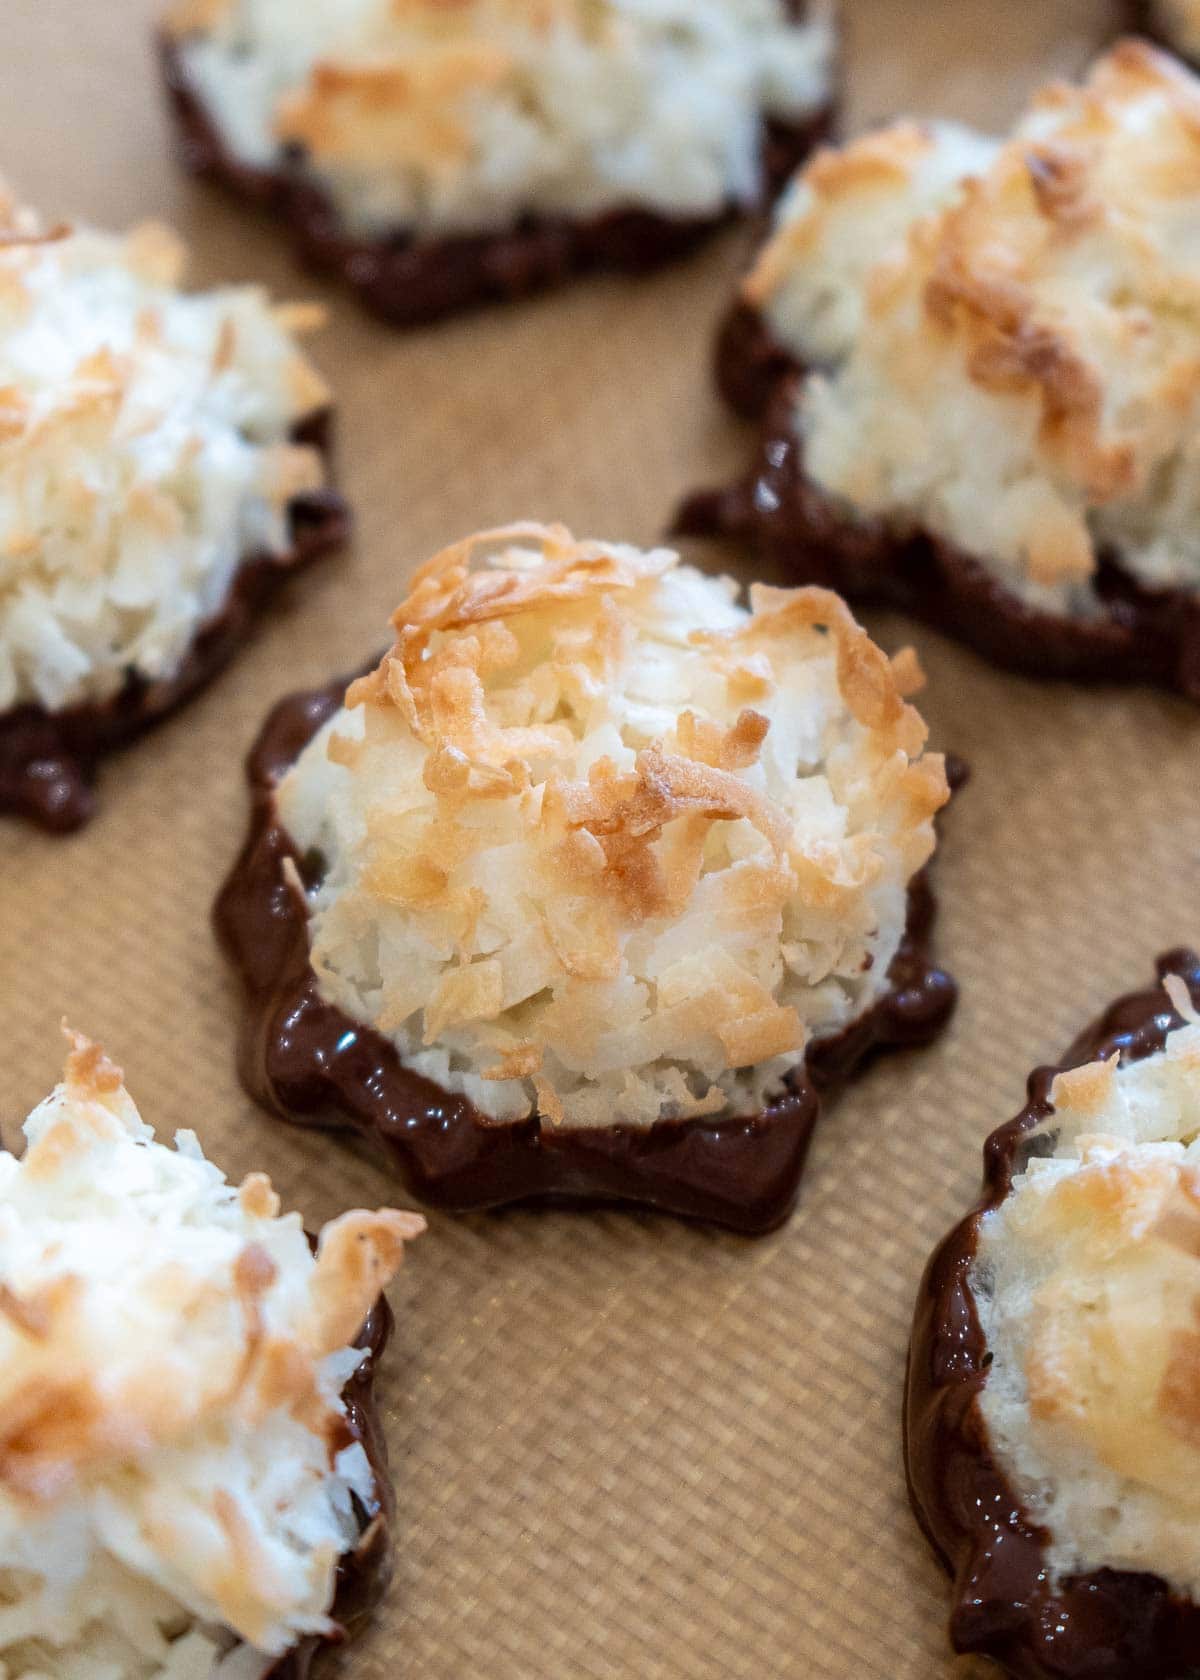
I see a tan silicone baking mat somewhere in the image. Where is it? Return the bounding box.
[2,2,1198,1675]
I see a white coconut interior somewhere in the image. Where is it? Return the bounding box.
[749,44,1200,614]
[974,975,1200,1600]
[0,190,331,715]
[168,0,835,236]
[0,1034,421,1680]
[276,524,947,1132]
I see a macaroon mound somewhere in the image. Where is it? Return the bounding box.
[907,951,1200,1679]
[278,524,948,1132]
[683,43,1200,698]
[216,523,956,1231]
[159,0,836,324]
[0,1031,423,1680]
[0,181,346,833]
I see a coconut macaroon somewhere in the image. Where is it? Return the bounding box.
[907,952,1200,1677]
[160,0,836,324]
[0,181,345,833]
[685,43,1200,698]
[0,1030,423,1680]
[216,523,955,1229]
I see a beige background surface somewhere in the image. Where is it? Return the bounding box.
[1,2,1196,1676]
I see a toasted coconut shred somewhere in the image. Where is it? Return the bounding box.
[277,524,948,1132]
[165,0,835,236]
[974,977,1200,1601]
[0,180,331,715]
[0,1032,423,1680]
[749,43,1200,614]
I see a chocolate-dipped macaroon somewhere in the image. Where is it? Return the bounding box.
[159,0,837,327]
[908,951,1200,1679]
[679,44,1200,700]
[216,522,956,1233]
[0,1030,423,1680]
[0,184,347,834]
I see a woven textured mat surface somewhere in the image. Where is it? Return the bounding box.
[1,2,1195,1676]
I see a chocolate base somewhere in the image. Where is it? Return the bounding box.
[213,677,959,1236]
[676,374,1200,701]
[906,949,1200,1680]
[157,28,836,329]
[0,413,349,834]
[269,1290,395,1680]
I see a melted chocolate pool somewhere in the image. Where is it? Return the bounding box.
[158,20,836,329]
[0,413,349,834]
[906,949,1200,1680]
[677,367,1200,701]
[214,678,959,1235]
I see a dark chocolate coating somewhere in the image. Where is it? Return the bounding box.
[676,372,1200,701]
[264,1289,394,1680]
[0,412,349,834]
[906,949,1200,1680]
[157,15,836,329]
[712,297,805,422]
[213,677,959,1235]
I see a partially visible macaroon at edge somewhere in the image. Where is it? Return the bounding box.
[158,0,838,326]
[678,43,1200,701]
[0,1029,424,1680]
[907,950,1200,1679]
[0,185,348,834]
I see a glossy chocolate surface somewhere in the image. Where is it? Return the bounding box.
[269,1290,395,1680]
[213,676,958,1235]
[158,19,835,329]
[677,372,1200,701]
[0,413,349,834]
[906,949,1200,1680]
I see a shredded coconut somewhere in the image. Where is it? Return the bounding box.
[0,183,332,715]
[276,523,948,1132]
[166,0,835,236]
[974,975,1200,1601]
[747,121,999,368]
[751,43,1200,613]
[0,1032,423,1680]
